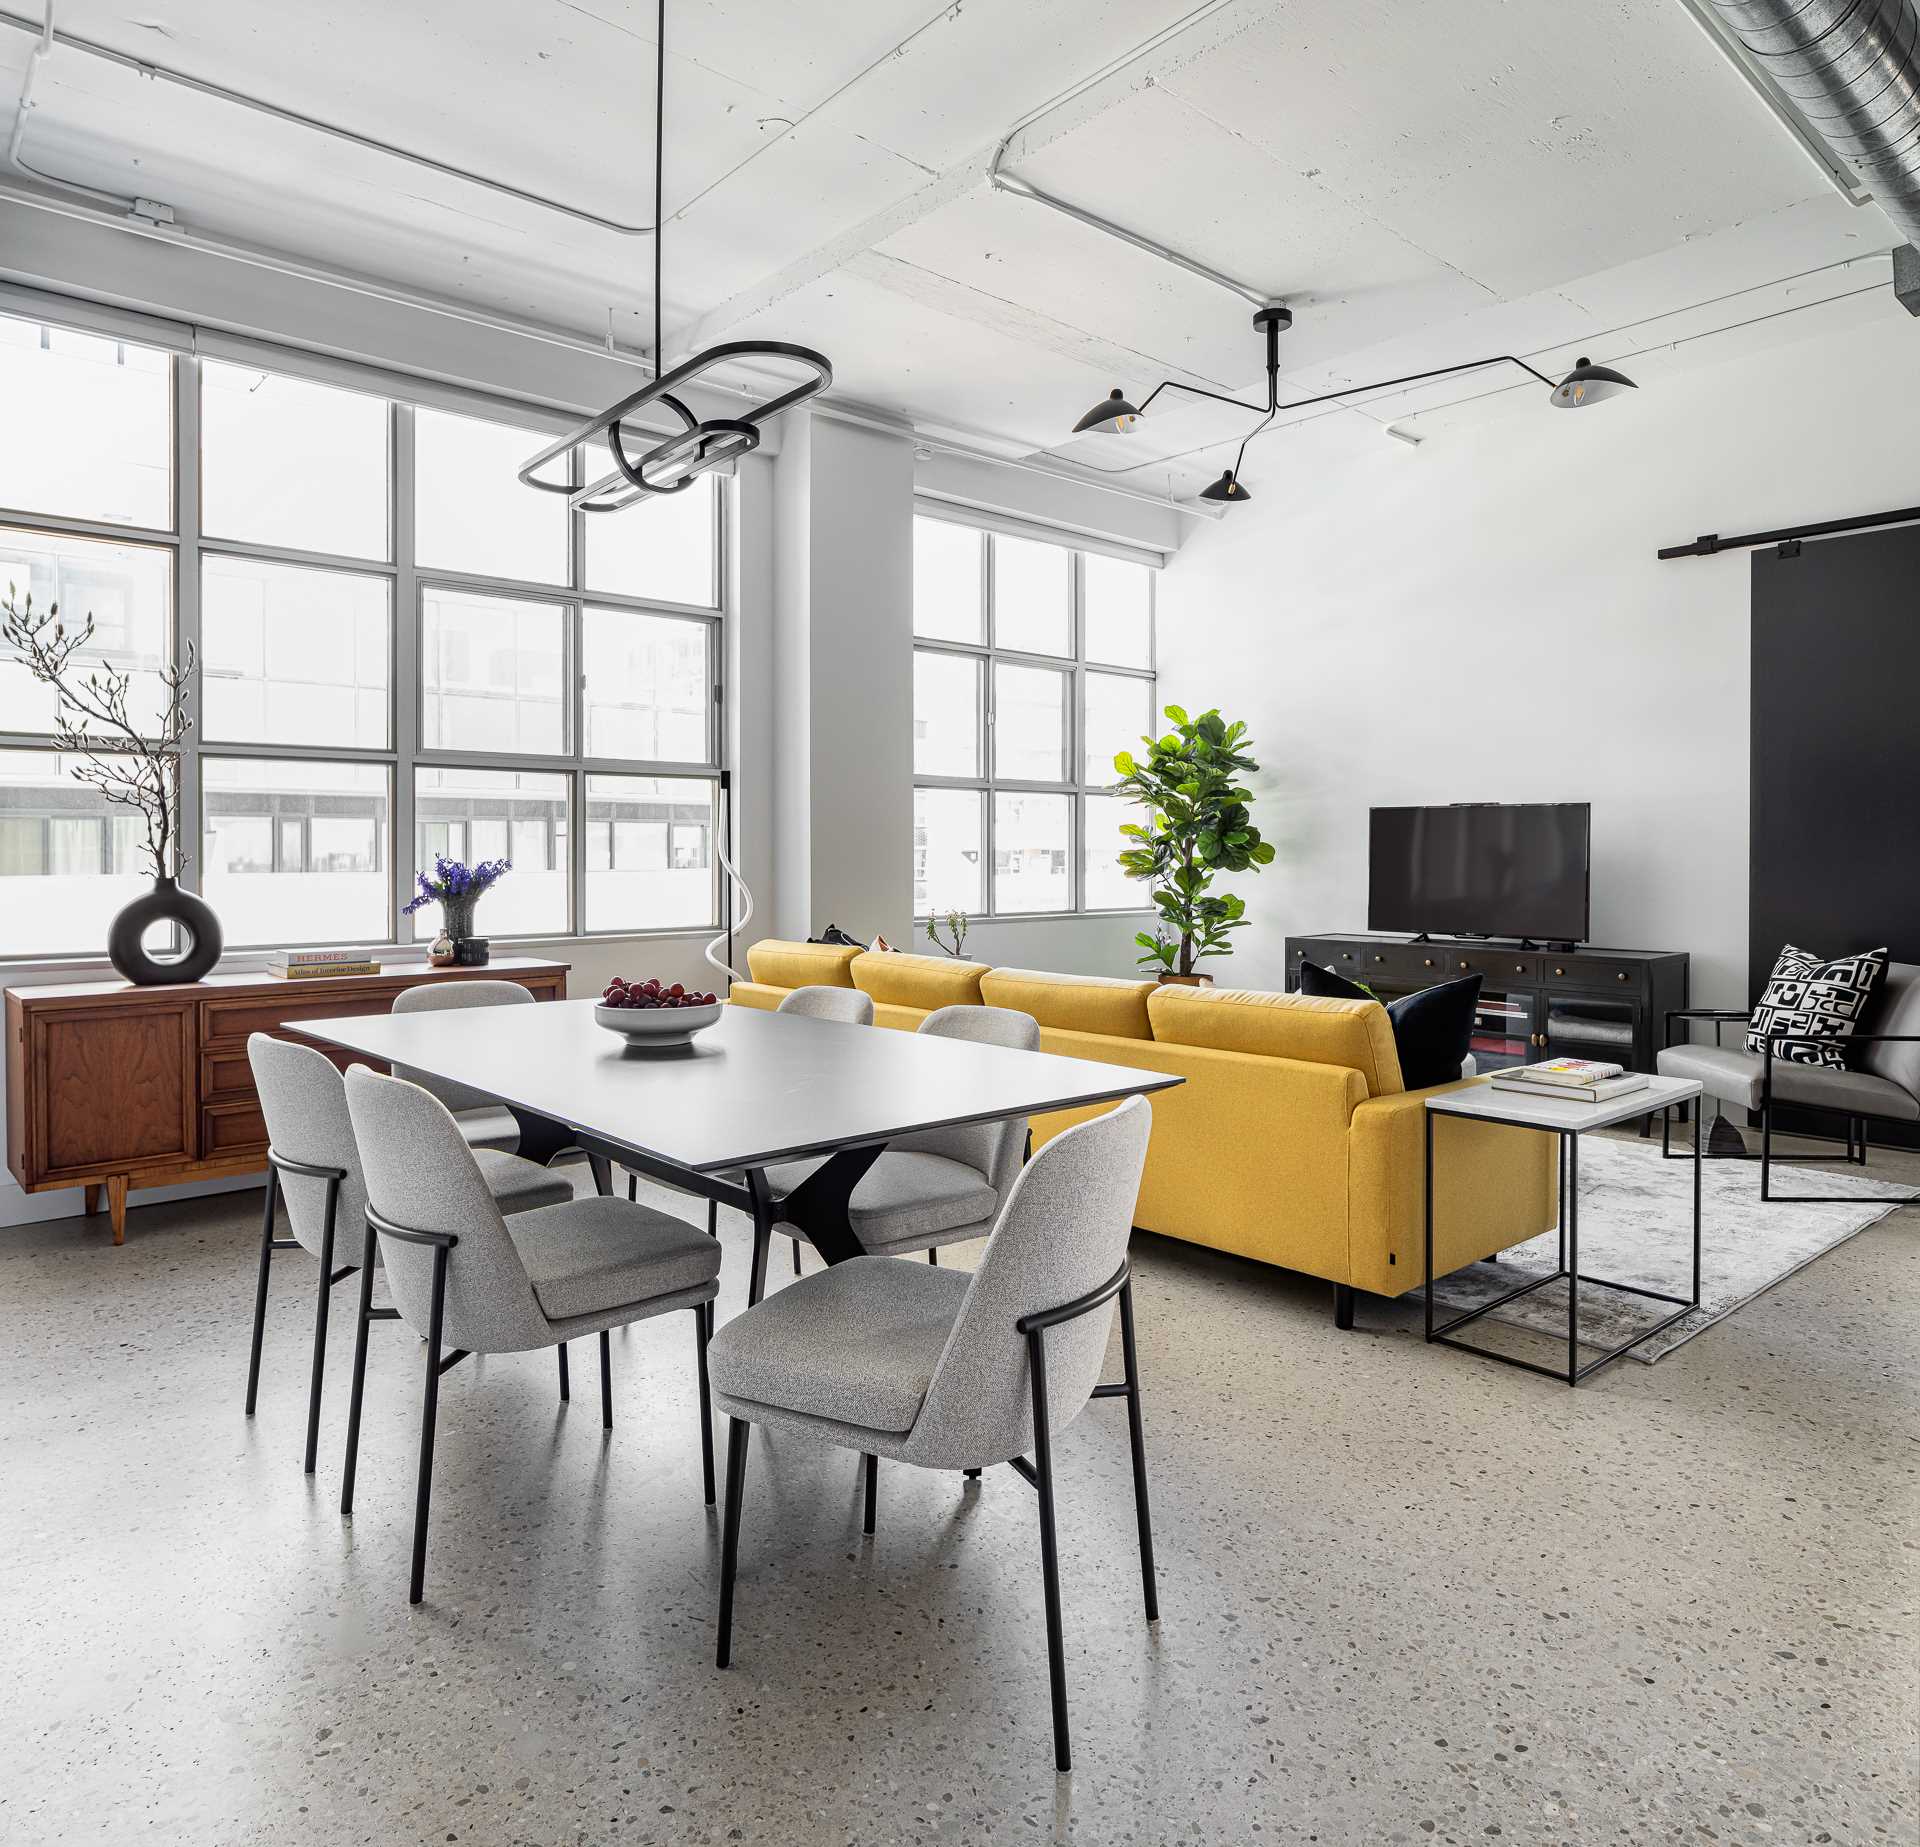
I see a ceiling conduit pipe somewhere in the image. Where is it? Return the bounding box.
[1706,0,1920,313]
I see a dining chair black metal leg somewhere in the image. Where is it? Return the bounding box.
[1116,1277,1159,1622]
[1025,1325,1072,1774]
[340,1220,377,1518]
[599,1328,613,1431]
[862,1452,877,1535]
[927,1247,938,1265]
[302,1176,343,1475]
[244,1164,280,1416]
[628,1171,637,1201]
[707,1198,717,1238]
[792,1240,802,1277]
[716,1416,750,1668]
[557,1342,570,1401]
[409,1245,450,1605]
[692,1307,715,1506]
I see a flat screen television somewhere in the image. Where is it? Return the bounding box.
[1368,803,1591,944]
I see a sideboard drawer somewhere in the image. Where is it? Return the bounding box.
[1361,944,1455,986]
[1548,956,1640,990]
[201,1099,268,1162]
[1456,951,1541,983]
[201,987,398,1049]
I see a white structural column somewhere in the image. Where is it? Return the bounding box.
[772,410,916,947]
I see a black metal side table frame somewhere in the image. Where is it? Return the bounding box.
[1424,1098,1702,1385]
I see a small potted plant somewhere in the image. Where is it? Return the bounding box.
[1113,704,1273,985]
[403,855,511,966]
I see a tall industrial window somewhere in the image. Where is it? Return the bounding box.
[0,308,724,958]
[910,514,1155,919]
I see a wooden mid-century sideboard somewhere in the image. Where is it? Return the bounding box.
[4,957,569,1244]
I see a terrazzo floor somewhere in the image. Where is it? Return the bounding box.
[0,1128,1913,1846]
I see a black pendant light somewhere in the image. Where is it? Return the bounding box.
[1550,356,1637,409]
[1073,305,1637,508]
[1073,387,1145,434]
[520,0,831,510]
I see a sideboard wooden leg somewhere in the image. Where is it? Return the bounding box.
[84,1183,101,1218]
[107,1175,128,1246]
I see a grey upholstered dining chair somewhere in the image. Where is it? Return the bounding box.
[389,978,535,1151]
[708,1094,1158,1774]
[245,1033,573,1474]
[341,1064,723,1604]
[756,1003,1040,1295]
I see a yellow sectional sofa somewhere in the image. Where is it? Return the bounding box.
[731,942,1557,1323]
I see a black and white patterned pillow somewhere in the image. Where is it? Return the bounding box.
[1747,943,1889,1069]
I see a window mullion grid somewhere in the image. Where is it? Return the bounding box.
[982,533,997,918]
[392,401,418,943]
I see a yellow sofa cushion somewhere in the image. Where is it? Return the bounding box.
[978,967,1155,1040]
[851,950,988,1010]
[1148,986,1404,1097]
[744,939,860,989]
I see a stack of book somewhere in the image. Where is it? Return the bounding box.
[266,946,381,980]
[1490,1057,1648,1102]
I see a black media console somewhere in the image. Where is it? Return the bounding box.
[1283,931,1690,1078]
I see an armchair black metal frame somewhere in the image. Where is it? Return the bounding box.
[714,1258,1158,1776]
[1660,1011,1919,1203]
[244,1150,354,1476]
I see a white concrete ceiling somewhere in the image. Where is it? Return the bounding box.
[0,0,1907,495]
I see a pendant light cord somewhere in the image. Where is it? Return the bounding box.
[653,0,666,370]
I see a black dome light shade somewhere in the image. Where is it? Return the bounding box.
[1198,469,1251,504]
[1551,356,1636,409]
[1073,388,1143,434]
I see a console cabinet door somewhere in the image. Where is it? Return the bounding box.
[28,1001,196,1183]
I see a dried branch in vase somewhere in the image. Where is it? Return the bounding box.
[1,583,197,882]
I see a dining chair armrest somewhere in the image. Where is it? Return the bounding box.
[1759,1033,1920,1108]
[1016,1260,1129,1335]
[267,1149,348,1182]
[365,1205,460,1250]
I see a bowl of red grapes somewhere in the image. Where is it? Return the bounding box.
[595,977,724,1045]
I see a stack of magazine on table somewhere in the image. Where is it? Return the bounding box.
[266,946,381,980]
[1489,1057,1648,1103]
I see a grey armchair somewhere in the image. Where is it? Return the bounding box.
[341,1065,723,1604]
[389,978,536,1151]
[245,1033,572,1473]
[753,1003,1040,1297]
[708,1094,1158,1774]
[1657,959,1920,1200]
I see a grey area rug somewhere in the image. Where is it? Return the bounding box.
[1411,1135,1915,1362]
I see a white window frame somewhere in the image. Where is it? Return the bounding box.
[911,513,1155,921]
[0,299,729,961]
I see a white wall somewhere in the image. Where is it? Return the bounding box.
[770,410,917,948]
[1155,298,1920,1010]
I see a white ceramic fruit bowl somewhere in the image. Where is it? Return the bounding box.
[594,998,724,1047]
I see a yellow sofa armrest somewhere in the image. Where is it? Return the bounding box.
[1347,1080,1557,1296]
[727,982,787,1013]
[1030,1028,1366,1281]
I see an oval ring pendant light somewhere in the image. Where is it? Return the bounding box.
[520,0,832,509]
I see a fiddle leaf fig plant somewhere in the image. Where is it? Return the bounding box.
[1113,704,1273,976]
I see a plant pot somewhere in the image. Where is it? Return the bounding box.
[106,876,223,986]
[1156,971,1215,988]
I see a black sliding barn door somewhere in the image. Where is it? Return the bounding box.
[1750,523,1920,994]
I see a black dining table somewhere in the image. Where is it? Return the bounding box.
[293,998,1180,1299]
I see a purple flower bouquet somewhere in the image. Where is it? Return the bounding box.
[403,855,512,944]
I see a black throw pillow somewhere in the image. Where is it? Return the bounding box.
[1298,960,1483,1091]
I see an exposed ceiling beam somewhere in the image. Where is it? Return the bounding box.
[678,0,1290,352]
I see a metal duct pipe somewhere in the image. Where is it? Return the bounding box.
[1708,0,1920,310]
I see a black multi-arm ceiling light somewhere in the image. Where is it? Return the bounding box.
[1072,307,1636,506]
[519,0,831,510]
